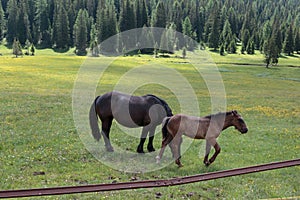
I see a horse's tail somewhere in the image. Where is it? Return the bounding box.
[89,96,101,141]
[162,117,171,139]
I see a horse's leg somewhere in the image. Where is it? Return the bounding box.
[209,142,221,164]
[137,126,149,153]
[170,135,183,167]
[203,141,212,166]
[156,134,173,164]
[147,126,156,152]
[101,118,114,152]
[205,138,221,166]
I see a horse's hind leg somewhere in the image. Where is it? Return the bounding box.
[169,135,183,167]
[147,127,156,152]
[101,118,114,152]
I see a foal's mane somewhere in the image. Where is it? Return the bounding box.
[146,94,173,116]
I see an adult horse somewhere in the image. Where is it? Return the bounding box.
[89,91,173,153]
[156,110,248,167]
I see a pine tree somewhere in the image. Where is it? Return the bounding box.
[228,38,237,54]
[136,0,148,28]
[151,1,166,28]
[106,1,117,40]
[34,0,51,46]
[208,7,220,50]
[220,43,225,55]
[263,36,279,68]
[159,28,168,54]
[96,0,117,50]
[96,2,105,43]
[0,2,5,41]
[227,7,238,36]
[24,39,31,55]
[86,0,97,18]
[219,5,227,35]
[263,40,271,68]
[68,2,76,46]
[241,29,250,53]
[119,0,136,32]
[182,17,193,38]
[246,38,255,54]
[90,24,97,44]
[220,19,233,50]
[294,29,300,54]
[30,44,35,55]
[166,23,176,53]
[182,47,187,58]
[153,41,158,57]
[16,0,32,45]
[139,25,154,53]
[52,2,70,49]
[90,40,99,57]
[74,0,85,12]
[12,38,22,57]
[186,0,198,36]
[272,19,282,55]
[6,0,19,44]
[262,21,272,41]
[171,1,182,32]
[283,24,294,55]
[198,6,205,41]
[74,9,88,55]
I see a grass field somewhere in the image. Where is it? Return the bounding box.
[0,46,299,199]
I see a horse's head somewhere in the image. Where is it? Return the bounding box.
[231,110,248,134]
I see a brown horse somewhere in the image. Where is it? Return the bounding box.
[89,91,173,153]
[156,110,248,167]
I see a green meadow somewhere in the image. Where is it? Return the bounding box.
[0,47,299,199]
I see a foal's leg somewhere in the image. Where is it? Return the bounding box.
[209,142,221,164]
[205,138,221,166]
[156,134,173,164]
[170,135,183,167]
[137,126,149,153]
[203,141,212,166]
[101,118,114,152]
[147,126,156,152]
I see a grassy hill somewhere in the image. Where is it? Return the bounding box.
[0,46,299,199]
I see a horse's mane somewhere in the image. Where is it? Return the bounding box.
[204,111,232,119]
[146,94,173,116]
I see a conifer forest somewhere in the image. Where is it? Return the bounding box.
[0,0,299,57]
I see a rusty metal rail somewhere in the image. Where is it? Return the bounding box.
[1,159,299,199]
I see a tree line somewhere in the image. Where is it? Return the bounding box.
[0,0,299,60]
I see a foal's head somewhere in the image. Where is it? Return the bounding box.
[229,110,248,133]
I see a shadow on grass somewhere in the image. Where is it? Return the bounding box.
[53,47,70,53]
[279,53,300,59]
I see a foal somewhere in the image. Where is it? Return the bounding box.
[156,110,248,167]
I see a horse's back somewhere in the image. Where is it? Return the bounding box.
[95,91,169,127]
[167,114,210,139]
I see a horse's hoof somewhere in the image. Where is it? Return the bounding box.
[137,149,145,154]
[204,162,210,167]
[156,156,161,164]
[106,146,114,152]
[177,164,184,168]
[147,147,156,152]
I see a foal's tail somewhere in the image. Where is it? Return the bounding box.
[162,117,171,139]
[89,96,101,141]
